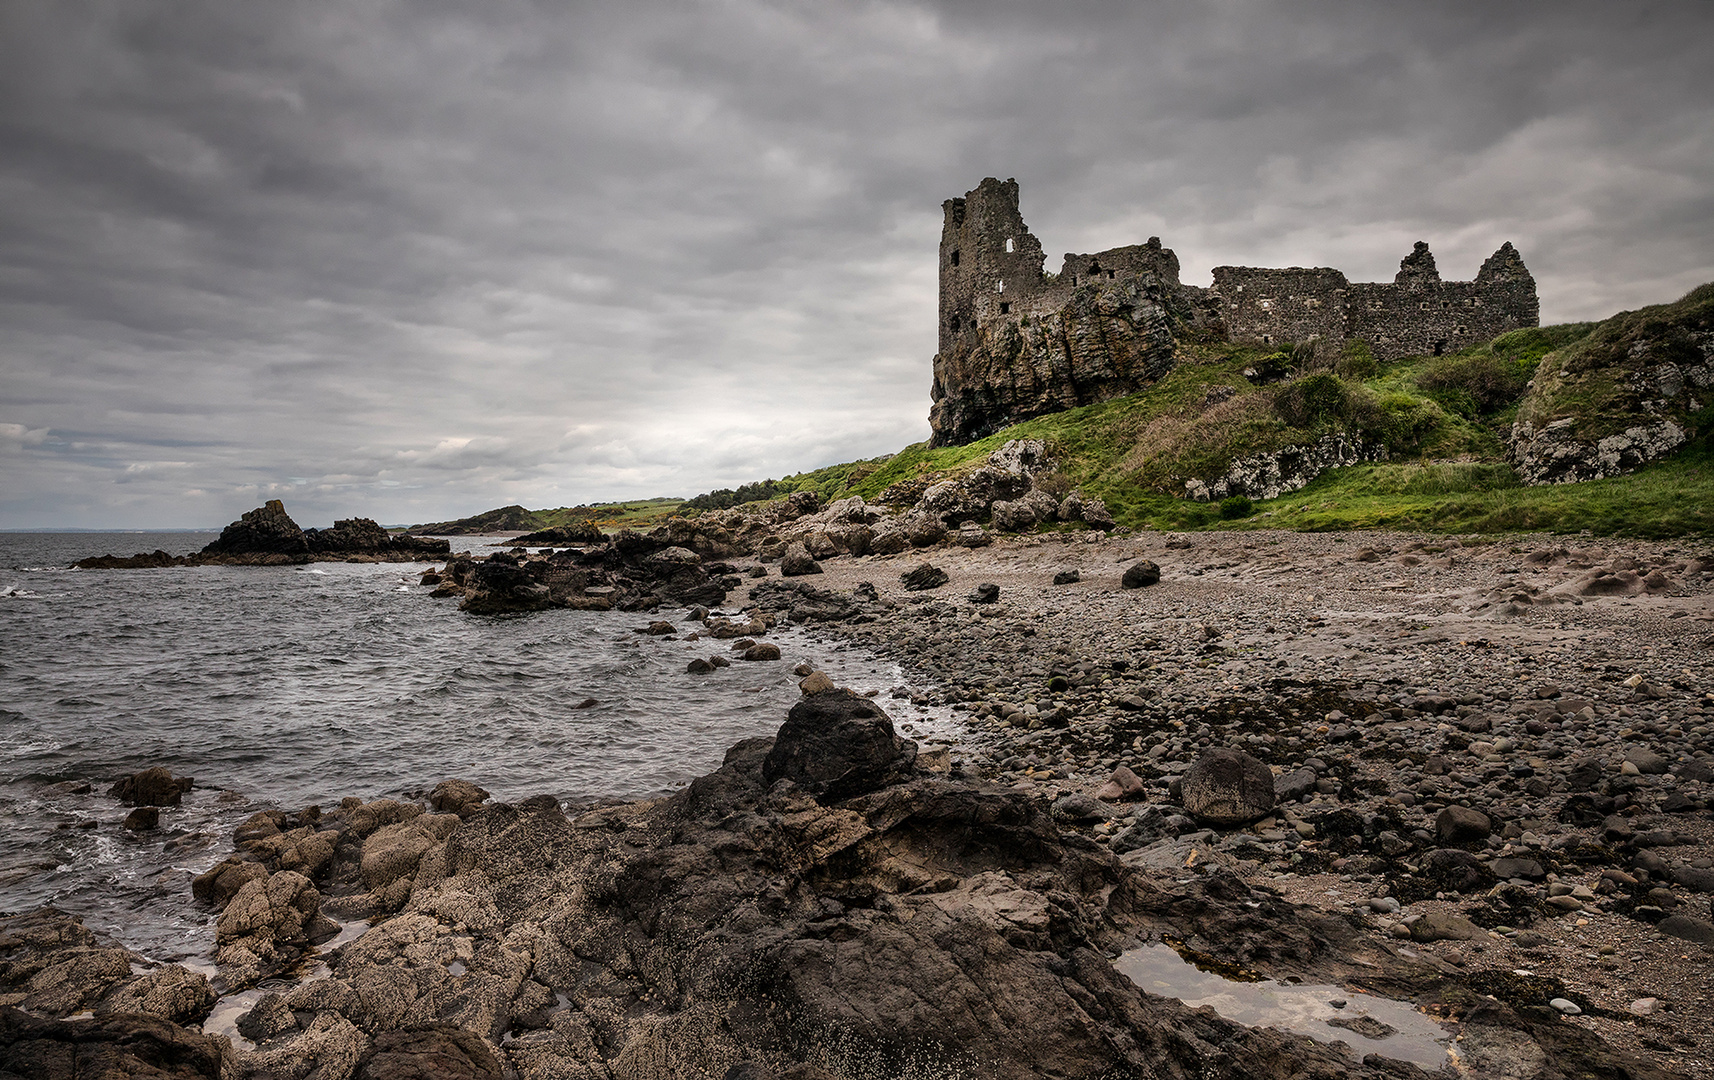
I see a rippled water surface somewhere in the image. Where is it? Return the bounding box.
[0,532,954,961]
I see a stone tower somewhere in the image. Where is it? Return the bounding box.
[937,178,1047,360]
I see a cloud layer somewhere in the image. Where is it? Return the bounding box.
[3,0,1710,527]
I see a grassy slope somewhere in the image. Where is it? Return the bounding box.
[750,315,1713,540]
[412,498,683,534]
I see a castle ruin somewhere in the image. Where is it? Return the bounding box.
[930,177,1538,445]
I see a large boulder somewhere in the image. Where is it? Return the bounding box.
[779,542,823,577]
[761,688,918,801]
[901,563,949,591]
[1179,748,1276,825]
[215,871,339,984]
[355,1024,504,1080]
[108,766,193,807]
[430,779,491,818]
[458,559,551,615]
[1120,560,1161,588]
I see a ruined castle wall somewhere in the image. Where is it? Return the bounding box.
[1342,244,1539,360]
[1209,266,1350,360]
[1056,241,1182,289]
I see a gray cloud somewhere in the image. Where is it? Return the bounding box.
[2,0,1710,527]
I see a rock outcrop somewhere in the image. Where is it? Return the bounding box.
[1182,432,1387,502]
[72,501,450,569]
[1509,282,1713,484]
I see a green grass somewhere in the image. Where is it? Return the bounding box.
[1231,452,1714,539]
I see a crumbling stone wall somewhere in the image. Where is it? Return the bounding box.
[929,178,1540,445]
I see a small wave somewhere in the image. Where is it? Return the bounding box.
[297,568,328,575]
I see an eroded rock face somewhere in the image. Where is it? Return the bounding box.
[0,1009,224,1080]
[1509,282,1713,484]
[0,908,216,1030]
[1182,433,1387,502]
[931,275,1182,447]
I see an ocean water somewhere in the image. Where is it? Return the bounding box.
[0,532,955,963]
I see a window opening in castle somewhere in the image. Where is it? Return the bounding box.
[1107,270,1115,279]
[1433,339,1448,356]
[999,302,1010,315]
[996,279,1004,293]
[1005,237,1016,253]
[950,250,960,267]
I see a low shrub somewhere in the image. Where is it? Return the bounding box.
[1218,495,1255,519]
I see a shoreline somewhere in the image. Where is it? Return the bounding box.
[4,524,1712,1078]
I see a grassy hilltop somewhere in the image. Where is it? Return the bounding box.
[444,285,1714,540]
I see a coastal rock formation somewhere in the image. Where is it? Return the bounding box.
[512,519,604,545]
[930,178,1538,445]
[72,502,450,569]
[202,499,309,557]
[109,766,194,807]
[116,664,1689,1080]
[0,908,218,1038]
[1182,432,1387,502]
[1509,283,1713,484]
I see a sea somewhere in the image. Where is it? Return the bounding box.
[0,531,958,966]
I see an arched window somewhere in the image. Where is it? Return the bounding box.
[1005,237,1016,253]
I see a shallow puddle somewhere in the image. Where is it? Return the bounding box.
[1114,944,1450,1069]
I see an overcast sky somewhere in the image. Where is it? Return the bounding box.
[3,1,1710,529]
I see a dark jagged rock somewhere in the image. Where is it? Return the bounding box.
[778,542,822,577]
[761,688,917,801]
[900,563,949,591]
[0,1008,224,1079]
[429,780,491,819]
[512,519,604,545]
[201,499,308,556]
[305,518,450,558]
[1120,559,1161,588]
[748,581,862,623]
[458,560,551,615]
[71,549,187,570]
[355,1024,504,1080]
[109,766,193,807]
[0,908,217,1029]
